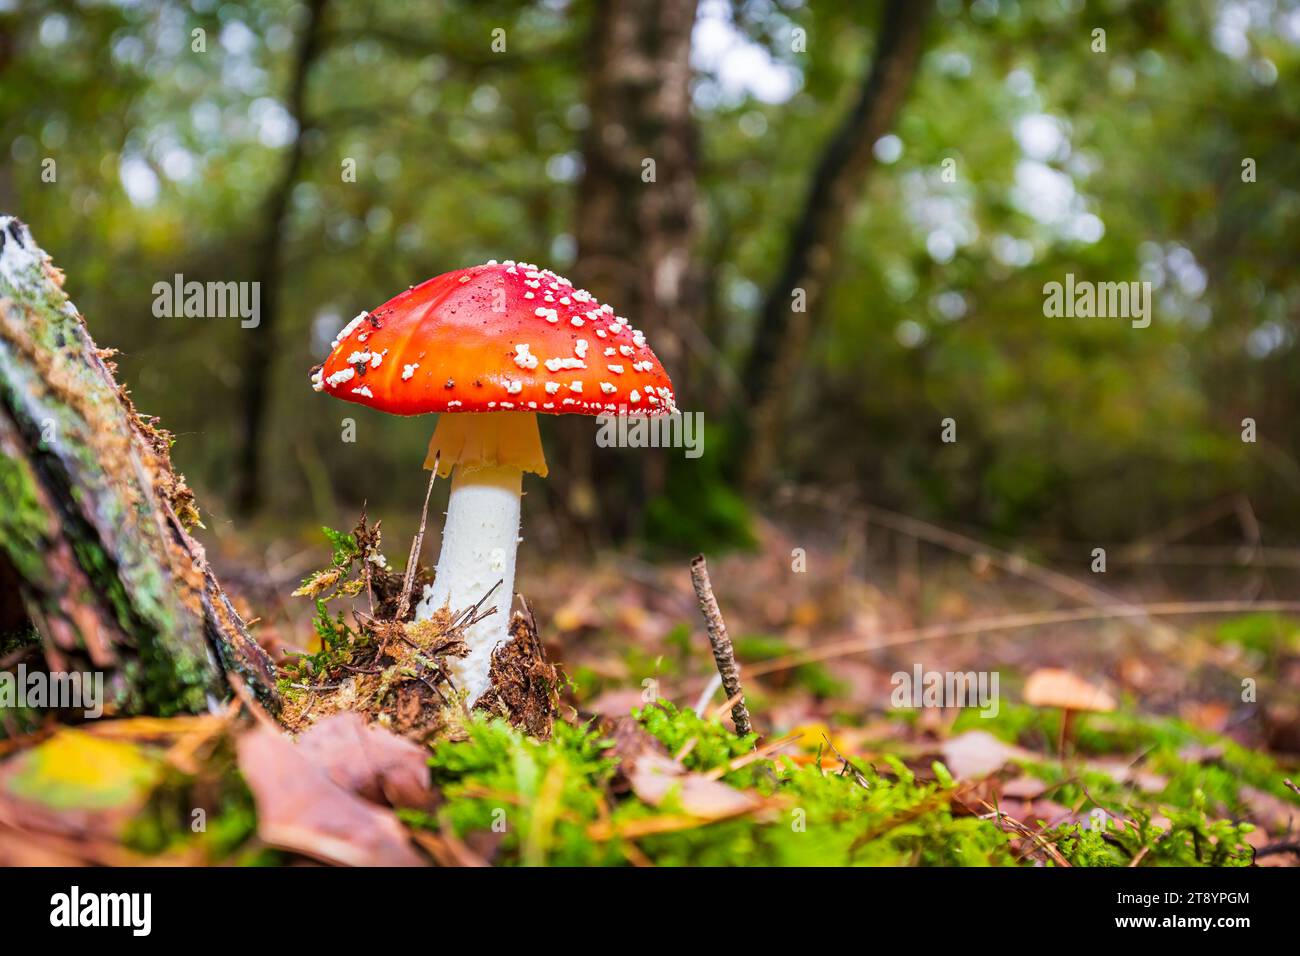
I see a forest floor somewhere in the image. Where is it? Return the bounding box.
[2,505,1298,867]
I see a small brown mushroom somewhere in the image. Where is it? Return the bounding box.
[1023,667,1116,758]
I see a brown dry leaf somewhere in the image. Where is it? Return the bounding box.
[1180,700,1230,733]
[940,730,1031,779]
[552,585,602,633]
[630,756,761,819]
[584,687,647,718]
[1239,785,1299,834]
[0,729,167,865]
[82,715,223,742]
[236,723,425,867]
[607,716,760,820]
[1087,758,1168,794]
[294,712,435,810]
[1001,776,1048,800]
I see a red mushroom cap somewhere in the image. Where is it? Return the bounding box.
[311,261,678,417]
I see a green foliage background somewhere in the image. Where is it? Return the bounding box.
[4,0,1299,547]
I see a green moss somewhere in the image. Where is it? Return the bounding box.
[404,716,622,867]
[405,707,1018,866]
[124,767,270,864]
[636,700,758,778]
[0,450,53,583]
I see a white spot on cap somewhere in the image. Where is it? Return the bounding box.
[600,382,616,394]
[569,381,583,393]
[330,312,368,350]
[545,382,561,394]
[352,385,374,398]
[325,367,355,387]
[544,357,586,372]
[513,343,539,369]
[402,363,419,381]
[505,379,523,394]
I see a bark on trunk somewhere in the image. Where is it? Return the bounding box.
[0,216,279,715]
[739,0,932,492]
[575,0,700,366]
[566,0,701,538]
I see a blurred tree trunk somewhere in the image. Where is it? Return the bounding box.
[739,0,932,493]
[233,0,329,516]
[568,0,701,539]
[0,216,279,715]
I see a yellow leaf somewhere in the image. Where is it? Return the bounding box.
[3,730,162,810]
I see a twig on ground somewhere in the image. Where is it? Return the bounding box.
[980,800,1072,867]
[453,578,504,630]
[1255,840,1300,859]
[396,459,439,622]
[689,554,752,736]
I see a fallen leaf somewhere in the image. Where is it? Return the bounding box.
[940,730,1030,780]
[236,723,425,867]
[607,716,760,820]
[584,687,646,717]
[295,712,434,810]
[1087,758,1168,793]
[1,729,161,811]
[0,729,170,866]
[628,752,761,819]
[1239,785,1299,833]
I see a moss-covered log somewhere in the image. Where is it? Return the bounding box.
[0,215,278,715]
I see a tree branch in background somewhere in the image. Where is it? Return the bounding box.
[739,0,932,491]
[233,0,329,515]
[0,217,279,712]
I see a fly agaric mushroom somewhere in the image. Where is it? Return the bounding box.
[311,260,677,703]
[1023,667,1116,757]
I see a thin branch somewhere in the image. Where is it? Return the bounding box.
[746,600,1300,677]
[739,0,933,488]
[397,459,439,621]
[689,554,752,736]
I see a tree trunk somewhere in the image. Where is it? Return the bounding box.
[739,0,932,492]
[232,0,329,516]
[567,0,701,537]
[0,216,279,716]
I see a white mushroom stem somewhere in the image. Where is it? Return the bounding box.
[414,412,547,704]
[416,464,521,702]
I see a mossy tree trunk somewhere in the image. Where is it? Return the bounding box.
[0,215,278,716]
